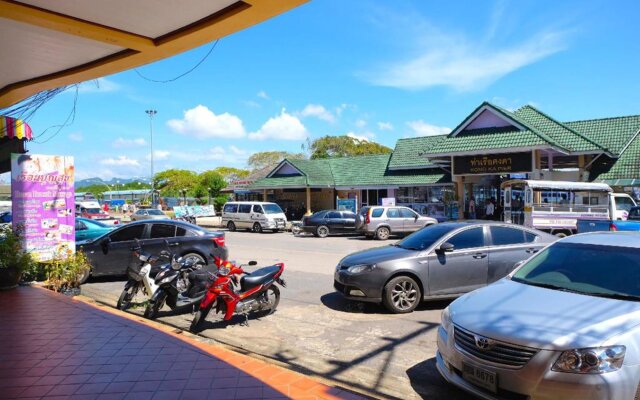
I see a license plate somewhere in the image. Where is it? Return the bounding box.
[462,363,497,393]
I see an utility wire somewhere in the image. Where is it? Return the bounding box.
[33,85,79,144]
[134,40,220,83]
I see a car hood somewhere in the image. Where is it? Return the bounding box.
[340,245,415,267]
[450,279,640,350]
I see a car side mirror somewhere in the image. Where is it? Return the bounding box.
[414,215,419,221]
[248,261,257,266]
[438,242,454,253]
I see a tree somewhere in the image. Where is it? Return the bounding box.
[212,166,250,183]
[308,136,392,159]
[194,170,227,202]
[247,151,305,170]
[153,169,199,197]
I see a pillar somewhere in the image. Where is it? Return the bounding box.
[305,187,312,216]
[453,176,465,221]
[263,189,267,202]
[578,155,585,181]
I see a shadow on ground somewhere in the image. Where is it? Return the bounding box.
[320,292,454,315]
[407,357,474,400]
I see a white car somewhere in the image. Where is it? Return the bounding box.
[437,232,640,400]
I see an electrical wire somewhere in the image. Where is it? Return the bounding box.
[133,40,219,83]
[32,85,79,144]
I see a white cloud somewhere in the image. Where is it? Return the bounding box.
[355,119,367,128]
[249,109,308,141]
[407,120,451,136]
[99,156,140,167]
[146,150,170,161]
[167,105,246,139]
[346,132,375,142]
[112,137,146,148]
[78,77,121,93]
[299,104,336,123]
[68,132,83,142]
[257,91,269,100]
[335,103,356,116]
[229,145,247,156]
[377,122,394,131]
[364,20,569,91]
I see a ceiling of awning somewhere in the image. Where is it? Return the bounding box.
[0,0,307,107]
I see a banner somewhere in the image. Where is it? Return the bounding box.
[453,152,532,175]
[173,205,216,218]
[11,154,75,262]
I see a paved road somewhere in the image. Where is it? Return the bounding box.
[83,230,474,400]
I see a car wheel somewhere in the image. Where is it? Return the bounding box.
[316,225,330,238]
[78,268,91,285]
[182,252,206,266]
[227,221,236,232]
[253,222,263,233]
[375,226,390,240]
[383,276,421,314]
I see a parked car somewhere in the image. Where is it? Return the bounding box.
[355,206,438,240]
[131,208,168,221]
[577,205,640,233]
[75,217,114,242]
[75,201,120,225]
[334,221,556,313]
[76,220,227,283]
[301,210,357,237]
[437,232,640,400]
[222,201,287,233]
[0,211,11,224]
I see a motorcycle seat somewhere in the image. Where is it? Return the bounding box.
[189,269,212,283]
[240,265,280,292]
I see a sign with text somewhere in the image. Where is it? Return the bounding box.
[336,198,357,213]
[173,205,216,218]
[11,154,75,262]
[453,152,532,175]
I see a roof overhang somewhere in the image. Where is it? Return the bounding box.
[449,103,528,137]
[0,0,308,107]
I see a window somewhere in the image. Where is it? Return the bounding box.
[223,204,238,213]
[326,211,342,219]
[150,224,176,238]
[75,221,87,231]
[448,227,485,250]
[252,205,264,213]
[238,204,251,213]
[490,226,526,246]
[525,232,538,243]
[135,210,146,215]
[110,225,145,242]
[386,208,401,218]
[615,196,636,212]
[263,204,284,214]
[148,210,165,216]
[371,208,384,218]
[400,208,417,218]
[342,212,356,219]
[176,227,187,237]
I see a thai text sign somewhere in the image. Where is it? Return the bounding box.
[11,154,75,262]
[453,152,532,175]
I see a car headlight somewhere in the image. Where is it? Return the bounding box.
[347,264,376,274]
[441,306,453,332]
[552,346,626,374]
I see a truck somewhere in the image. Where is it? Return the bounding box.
[501,180,637,237]
[578,206,640,233]
[75,201,120,226]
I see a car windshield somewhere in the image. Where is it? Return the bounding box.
[263,204,283,214]
[86,208,103,214]
[512,242,640,300]
[395,224,459,251]
[87,219,109,228]
[147,210,165,215]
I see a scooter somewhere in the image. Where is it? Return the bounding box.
[116,240,167,310]
[189,258,286,332]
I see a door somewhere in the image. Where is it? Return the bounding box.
[88,224,146,276]
[237,204,252,228]
[487,226,541,284]
[385,208,405,232]
[325,211,344,232]
[251,204,266,227]
[341,211,357,233]
[75,220,89,241]
[427,226,489,295]
[400,207,422,232]
[144,223,178,256]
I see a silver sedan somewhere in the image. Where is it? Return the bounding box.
[130,209,168,221]
[437,232,640,400]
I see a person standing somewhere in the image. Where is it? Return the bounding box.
[485,198,495,220]
[468,196,476,220]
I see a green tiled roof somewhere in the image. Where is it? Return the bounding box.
[565,115,640,156]
[591,135,640,182]
[252,175,307,188]
[388,135,447,169]
[424,127,550,155]
[288,158,334,186]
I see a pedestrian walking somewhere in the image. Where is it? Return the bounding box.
[485,199,495,220]
[468,196,476,219]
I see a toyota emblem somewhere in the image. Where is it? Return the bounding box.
[474,335,492,350]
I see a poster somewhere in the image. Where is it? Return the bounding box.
[173,205,216,218]
[337,198,357,213]
[11,154,75,262]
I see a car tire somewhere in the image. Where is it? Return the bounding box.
[182,252,206,266]
[375,226,390,240]
[227,221,236,232]
[316,225,330,238]
[383,276,421,314]
[78,268,91,285]
[253,222,263,233]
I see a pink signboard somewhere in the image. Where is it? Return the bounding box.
[11,154,75,262]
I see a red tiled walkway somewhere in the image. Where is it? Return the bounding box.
[0,286,367,400]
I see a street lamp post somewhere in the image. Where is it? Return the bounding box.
[181,189,187,205]
[145,109,157,204]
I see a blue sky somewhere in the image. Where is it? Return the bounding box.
[12,0,640,181]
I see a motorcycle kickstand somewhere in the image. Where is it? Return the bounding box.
[241,313,249,326]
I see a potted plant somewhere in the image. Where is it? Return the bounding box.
[0,224,34,290]
[44,250,91,296]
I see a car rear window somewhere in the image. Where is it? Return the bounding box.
[490,226,527,246]
[342,212,356,219]
[371,208,384,218]
[110,225,145,242]
[326,211,341,219]
[238,204,251,213]
[448,227,486,250]
[150,224,176,238]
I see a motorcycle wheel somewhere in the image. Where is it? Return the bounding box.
[256,285,280,318]
[116,283,138,310]
[291,225,301,236]
[144,291,166,320]
[190,303,213,333]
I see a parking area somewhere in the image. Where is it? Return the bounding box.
[82,230,474,400]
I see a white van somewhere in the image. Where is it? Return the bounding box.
[222,201,287,233]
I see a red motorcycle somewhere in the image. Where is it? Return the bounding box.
[189,258,286,332]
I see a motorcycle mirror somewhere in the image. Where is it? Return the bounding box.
[248,261,257,266]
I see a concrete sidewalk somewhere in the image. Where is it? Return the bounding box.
[0,286,368,400]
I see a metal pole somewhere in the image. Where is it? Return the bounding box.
[145,109,157,203]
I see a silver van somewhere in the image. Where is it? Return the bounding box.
[222,201,287,233]
[356,206,438,240]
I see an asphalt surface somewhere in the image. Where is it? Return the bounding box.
[82,230,476,400]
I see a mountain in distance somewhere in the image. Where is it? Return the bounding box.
[76,177,151,189]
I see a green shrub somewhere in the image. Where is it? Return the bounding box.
[0,225,34,274]
[44,251,91,292]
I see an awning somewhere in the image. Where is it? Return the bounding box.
[0,116,32,140]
